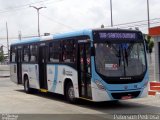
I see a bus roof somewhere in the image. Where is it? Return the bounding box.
[10,28,141,45]
[11,29,92,45]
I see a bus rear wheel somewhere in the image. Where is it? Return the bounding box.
[24,77,32,94]
[66,82,76,103]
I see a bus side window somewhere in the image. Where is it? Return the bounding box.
[30,45,37,62]
[86,44,91,74]
[62,40,75,63]
[49,41,61,62]
[23,45,30,62]
[10,46,17,62]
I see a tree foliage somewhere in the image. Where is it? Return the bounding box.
[146,35,154,53]
[0,52,4,62]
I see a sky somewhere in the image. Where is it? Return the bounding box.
[0,0,160,52]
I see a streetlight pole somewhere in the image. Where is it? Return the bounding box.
[6,22,9,57]
[110,0,113,27]
[147,0,150,33]
[30,6,46,37]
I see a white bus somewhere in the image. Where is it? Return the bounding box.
[10,29,149,103]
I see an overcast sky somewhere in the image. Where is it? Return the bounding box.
[0,0,160,51]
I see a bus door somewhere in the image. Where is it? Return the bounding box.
[17,48,22,84]
[78,42,92,99]
[39,46,48,90]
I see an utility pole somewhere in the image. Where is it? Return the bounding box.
[110,0,113,27]
[30,6,46,37]
[18,31,22,40]
[6,22,9,57]
[147,0,150,33]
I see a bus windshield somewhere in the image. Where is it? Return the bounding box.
[94,41,146,77]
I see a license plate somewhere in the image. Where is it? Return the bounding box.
[121,96,132,100]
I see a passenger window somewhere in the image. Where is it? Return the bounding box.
[86,44,91,74]
[30,45,37,62]
[62,40,76,63]
[11,46,17,62]
[49,41,61,62]
[23,46,30,62]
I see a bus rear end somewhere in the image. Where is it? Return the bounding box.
[90,29,148,101]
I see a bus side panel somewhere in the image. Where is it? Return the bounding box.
[47,65,79,98]
[91,81,111,101]
[10,63,18,84]
[22,64,40,89]
[139,72,149,98]
[139,85,148,98]
[59,65,79,97]
[47,65,55,92]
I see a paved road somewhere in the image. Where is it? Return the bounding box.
[0,65,10,77]
[0,77,160,120]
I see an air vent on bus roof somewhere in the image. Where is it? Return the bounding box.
[40,36,53,41]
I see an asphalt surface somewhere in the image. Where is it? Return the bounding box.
[0,77,160,120]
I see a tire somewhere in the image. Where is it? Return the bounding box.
[24,77,32,94]
[109,100,119,104]
[66,82,76,103]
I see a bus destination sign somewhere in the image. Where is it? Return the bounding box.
[93,31,143,42]
[99,32,136,39]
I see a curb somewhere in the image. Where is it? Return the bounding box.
[0,75,10,78]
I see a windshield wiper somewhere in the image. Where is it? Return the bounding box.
[124,48,128,66]
[118,48,121,67]
[106,42,122,67]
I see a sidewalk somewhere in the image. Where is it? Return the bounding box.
[148,48,155,81]
[0,65,10,77]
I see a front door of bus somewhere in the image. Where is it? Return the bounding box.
[39,46,47,90]
[78,43,92,99]
[17,49,22,84]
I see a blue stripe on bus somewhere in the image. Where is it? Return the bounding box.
[53,65,58,92]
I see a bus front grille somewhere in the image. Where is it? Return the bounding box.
[111,91,141,99]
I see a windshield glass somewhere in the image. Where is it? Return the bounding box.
[94,41,146,77]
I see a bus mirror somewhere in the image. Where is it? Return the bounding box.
[91,47,95,56]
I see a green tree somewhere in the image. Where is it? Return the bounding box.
[0,52,4,62]
[146,35,154,53]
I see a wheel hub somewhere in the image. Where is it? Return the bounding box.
[68,87,74,99]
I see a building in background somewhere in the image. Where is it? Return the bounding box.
[149,26,160,82]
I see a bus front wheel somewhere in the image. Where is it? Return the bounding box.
[66,82,76,103]
[24,77,32,94]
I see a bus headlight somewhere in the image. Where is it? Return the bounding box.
[95,80,105,90]
[143,81,148,88]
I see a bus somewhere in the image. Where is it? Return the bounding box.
[10,29,149,103]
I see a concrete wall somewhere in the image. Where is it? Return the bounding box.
[154,36,160,81]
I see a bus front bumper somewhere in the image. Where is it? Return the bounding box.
[91,85,148,102]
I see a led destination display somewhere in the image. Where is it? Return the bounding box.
[93,30,143,42]
[99,33,136,39]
